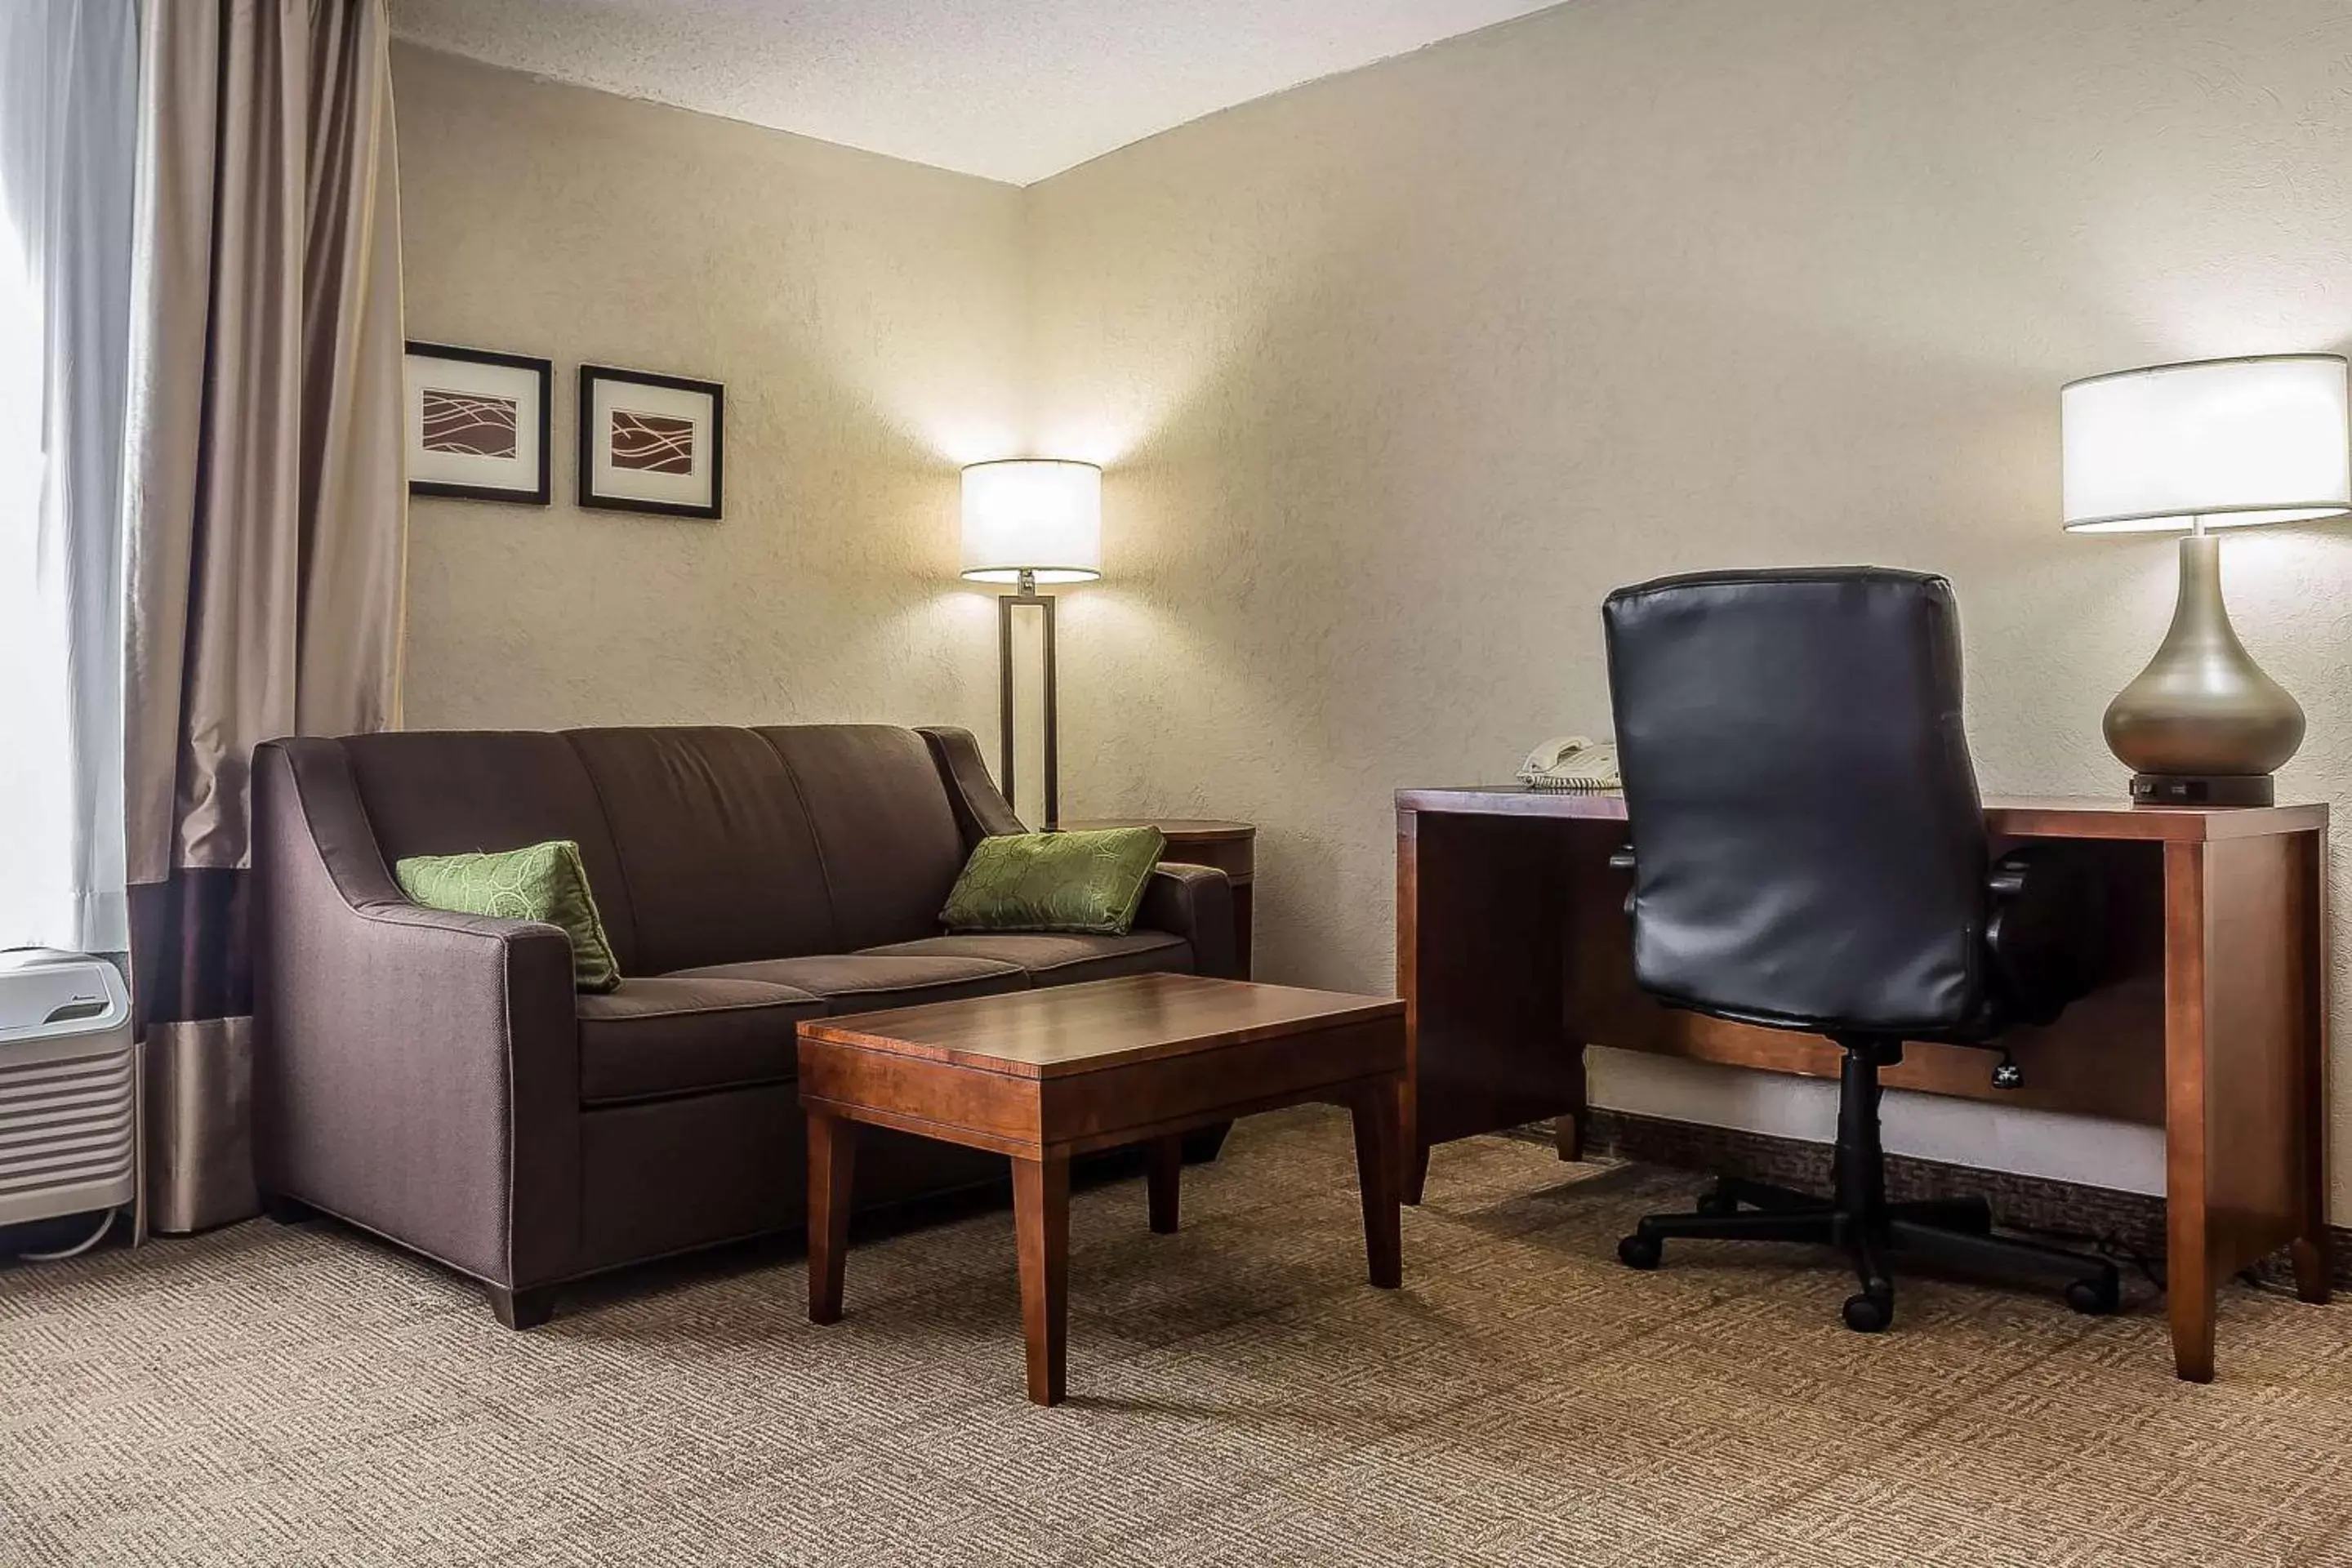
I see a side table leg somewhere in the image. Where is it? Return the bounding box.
[1013,1153,1071,1405]
[808,1111,857,1325]
[1352,1076,1404,1289]
[1146,1135,1183,1234]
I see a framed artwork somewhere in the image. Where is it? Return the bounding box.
[403,342,552,505]
[577,364,725,520]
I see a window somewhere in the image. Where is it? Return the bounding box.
[0,0,135,953]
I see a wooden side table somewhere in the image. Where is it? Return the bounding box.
[1064,818,1255,978]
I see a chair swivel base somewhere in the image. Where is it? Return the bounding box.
[1618,1175,2122,1333]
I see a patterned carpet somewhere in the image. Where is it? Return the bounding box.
[5,1106,2350,1567]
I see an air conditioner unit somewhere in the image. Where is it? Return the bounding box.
[0,949,136,1240]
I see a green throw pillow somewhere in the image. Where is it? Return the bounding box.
[394,840,621,993]
[941,827,1169,938]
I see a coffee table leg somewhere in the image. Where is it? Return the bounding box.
[1012,1153,1071,1405]
[808,1111,857,1325]
[1146,1135,1183,1234]
[1352,1076,1404,1289]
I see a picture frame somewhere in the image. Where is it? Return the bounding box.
[403,342,553,505]
[577,364,726,520]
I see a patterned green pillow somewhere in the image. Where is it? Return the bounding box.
[394,840,621,993]
[940,827,1169,938]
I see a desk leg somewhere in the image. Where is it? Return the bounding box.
[808,1111,857,1325]
[1013,1153,1071,1405]
[2164,839,2221,1384]
[2290,827,2332,1306]
[1399,810,1428,1207]
[1555,1109,1584,1163]
[2162,833,2332,1384]
[1396,808,1587,1206]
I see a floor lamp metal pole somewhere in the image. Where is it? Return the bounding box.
[997,568,1059,831]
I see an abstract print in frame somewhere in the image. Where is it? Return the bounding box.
[403,342,553,504]
[577,363,725,520]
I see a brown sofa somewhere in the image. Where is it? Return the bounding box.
[252,724,1234,1327]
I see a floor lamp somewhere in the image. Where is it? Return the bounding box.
[960,459,1102,831]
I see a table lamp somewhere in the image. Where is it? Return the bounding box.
[2062,353,2351,805]
[960,458,1102,830]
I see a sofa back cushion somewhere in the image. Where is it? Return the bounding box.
[339,730,642,970]
[756,725,968,951]
[337,723,965,973]
[566,727,839,972]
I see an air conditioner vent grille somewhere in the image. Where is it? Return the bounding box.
[0,1045,136,1202]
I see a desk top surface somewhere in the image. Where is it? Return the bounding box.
[1396,786,2326,842]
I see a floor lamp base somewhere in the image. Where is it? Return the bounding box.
[2127,773,2275,807]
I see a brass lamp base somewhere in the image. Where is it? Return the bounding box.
[2103,532,2303,805]
[2127,773,2275,807]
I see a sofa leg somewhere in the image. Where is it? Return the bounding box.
[486,1285,556,1330]
[259,1192,318,1226]
[1180,1120,1233,1164]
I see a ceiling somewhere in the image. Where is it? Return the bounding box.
[389,0,1561,186]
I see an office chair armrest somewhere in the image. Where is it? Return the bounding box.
[1984,845,2104,1028]
[1609,844,1637,915]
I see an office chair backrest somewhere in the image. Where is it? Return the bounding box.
[1601,568,1990,1036]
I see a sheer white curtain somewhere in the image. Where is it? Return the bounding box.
[0,0,136,953]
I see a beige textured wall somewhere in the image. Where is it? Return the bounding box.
[1025,0,2352,1208]
[393,43,1026,737]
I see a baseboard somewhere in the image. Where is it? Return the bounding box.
[1535,1108,2352,1289]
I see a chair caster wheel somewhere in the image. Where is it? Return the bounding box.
[1618,1233,1662,1271]
[2065,1276,2119,1316]
[1842,1291,1893,1333]
[1695,1189,1738,1218]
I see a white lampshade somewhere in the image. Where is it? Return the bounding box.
[2061,354,2351,532]
[959,459,1102,583]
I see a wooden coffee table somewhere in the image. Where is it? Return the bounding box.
[795,973,1408,1405]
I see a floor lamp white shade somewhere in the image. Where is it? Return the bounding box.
[960,460,1102,585]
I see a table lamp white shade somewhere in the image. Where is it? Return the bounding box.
[960,459,1102,583]
[2061,354,2351,532]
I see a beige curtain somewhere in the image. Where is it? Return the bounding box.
[125,0,406,1233]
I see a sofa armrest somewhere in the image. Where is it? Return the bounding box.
[253,738,581,1291]
[1139,862,1238,979]
[920,724,1027,844]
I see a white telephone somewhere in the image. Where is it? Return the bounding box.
[1518,735,1620,791]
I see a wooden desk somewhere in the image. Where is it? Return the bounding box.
[1395,786,2330,1382]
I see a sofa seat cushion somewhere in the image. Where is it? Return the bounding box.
[669,954,1028,1016]
[859,931,1192,988]
[577,976,826,1106]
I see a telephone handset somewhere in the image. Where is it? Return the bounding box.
[1517,734,1620,791]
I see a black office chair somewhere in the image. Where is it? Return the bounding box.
[1601,567,2121,1333]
